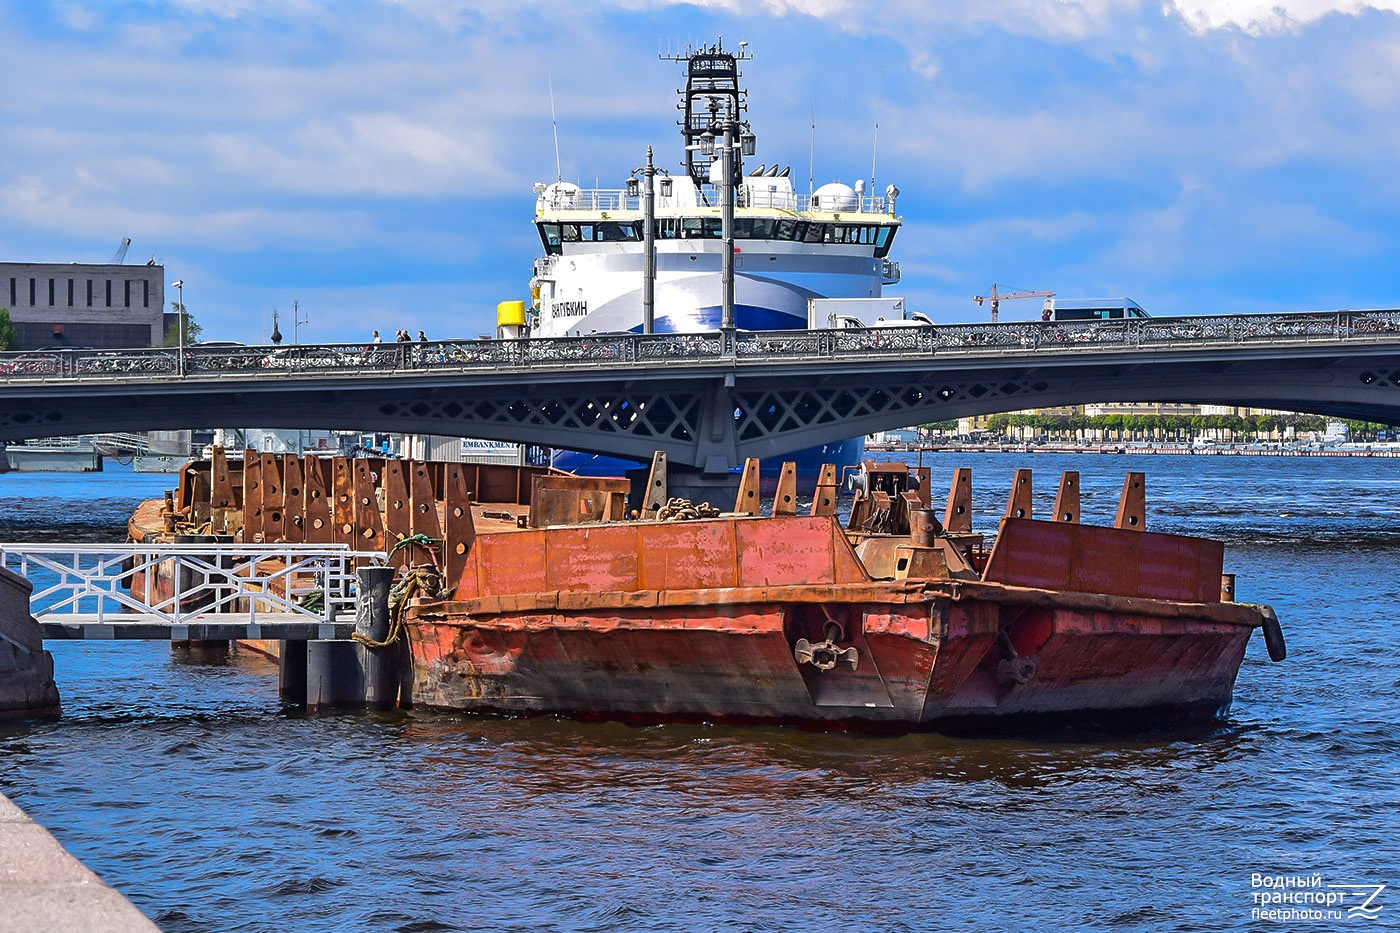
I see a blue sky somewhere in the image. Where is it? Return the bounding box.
[3,0,1399,344]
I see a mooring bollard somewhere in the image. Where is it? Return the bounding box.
[356,565,398,709]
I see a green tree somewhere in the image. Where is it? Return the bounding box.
[162,299,203,347]
[0,307,17,351]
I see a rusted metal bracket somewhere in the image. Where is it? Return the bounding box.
[641,451,668,517]
[1053,470,1080,523]
[1004,468,1032,521]
[944,467,973,533]
[773,461,798,516]
[810,463,838,517]
[734,457,761,516]
[1114,472,1146,530]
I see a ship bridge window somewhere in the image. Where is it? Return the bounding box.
[538,223,566,254]
[733,218,780,239]
[593,221,641,242]
[774,219,806,241]
[680,217,725,238]
[874,225,898,258]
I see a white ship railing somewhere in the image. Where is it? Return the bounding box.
[0,542,389,626]
[538,187,899,215]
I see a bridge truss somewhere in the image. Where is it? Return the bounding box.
[4,310,1400,472]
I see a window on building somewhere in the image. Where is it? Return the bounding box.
[124,280,131,308]
[143,280,149,309]
[8,278,13,307]
[30,278,36,306]
[67,279,74,307]
[49,278,55,306]
[106,280,112,308]
[86,279,93,308]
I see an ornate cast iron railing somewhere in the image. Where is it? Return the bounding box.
[2,310,1399,382]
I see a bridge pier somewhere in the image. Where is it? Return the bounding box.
[0,567,60,719]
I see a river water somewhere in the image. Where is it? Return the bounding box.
[0,455,1396,931]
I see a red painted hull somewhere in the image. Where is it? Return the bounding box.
[405,515,1264,730]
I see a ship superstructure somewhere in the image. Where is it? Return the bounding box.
[528,41,902,337]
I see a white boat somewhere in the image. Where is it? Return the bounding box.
[526,40,903,339]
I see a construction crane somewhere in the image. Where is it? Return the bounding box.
[111,237,131,264]
[974,283,1054,323]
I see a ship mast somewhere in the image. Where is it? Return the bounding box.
[662,39,752,197]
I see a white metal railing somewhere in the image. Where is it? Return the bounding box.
[0,543,389,625]
[538,186,898,216]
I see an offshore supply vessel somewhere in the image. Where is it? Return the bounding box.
[520,40,903,478]
[128,450,1285,731]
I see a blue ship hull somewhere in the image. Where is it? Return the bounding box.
[550,436,866,490]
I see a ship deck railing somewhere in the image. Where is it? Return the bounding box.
[538,186,898,215]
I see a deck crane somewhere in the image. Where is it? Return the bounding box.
[111,237,131,264]
[974,283,1054,323]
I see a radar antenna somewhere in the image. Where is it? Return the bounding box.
[661,38,752,190]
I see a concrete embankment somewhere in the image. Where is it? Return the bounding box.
[0,567,60,719]
[0,793,160,932]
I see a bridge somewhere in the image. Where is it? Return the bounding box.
[3,309,1400,474]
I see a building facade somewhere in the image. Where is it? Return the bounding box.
[2,261,165,349]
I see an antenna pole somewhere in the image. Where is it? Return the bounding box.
[548,72,562,181]
[870,122,879,212]
[809,104,815,198]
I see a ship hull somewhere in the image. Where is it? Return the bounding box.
[549,435,865,485]
[406,513,1264,732]
[407,583,1254,731]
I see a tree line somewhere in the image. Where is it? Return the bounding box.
[954,412,1399,440]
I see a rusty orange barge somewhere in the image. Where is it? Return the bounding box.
[131,450,1284,731]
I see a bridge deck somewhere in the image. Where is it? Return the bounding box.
[39,613,355,641]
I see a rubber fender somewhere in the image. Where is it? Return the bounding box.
[1260,606,1286,662]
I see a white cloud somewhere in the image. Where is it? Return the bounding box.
[1170,0,1400,33]
[0,174,376,251]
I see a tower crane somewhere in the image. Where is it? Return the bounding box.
[974,283,1055,323]
[111,237,131,264]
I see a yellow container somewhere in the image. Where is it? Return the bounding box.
[497,300,527,327]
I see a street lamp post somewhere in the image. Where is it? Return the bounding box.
[700,102,755,352]
[173,279,184,375]
[627,147,664,334]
